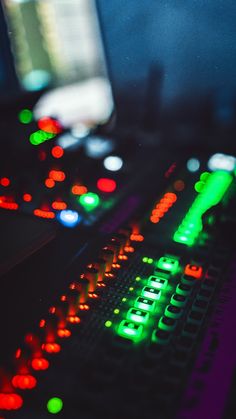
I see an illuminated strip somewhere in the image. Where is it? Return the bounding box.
[0,201,18,210]
[173,171,233,246]
[34,209,55,219]
[150,192,177,224]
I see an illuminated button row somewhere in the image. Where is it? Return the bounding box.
[0,227,137,412]
[151,263,203,344]
[117,255,176,342]
[173,170,233,246]
[150,192,177,224]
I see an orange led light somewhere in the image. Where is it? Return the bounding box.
[112,263,121,269]
[97,282,106,287]
[52,201,67,210]
[71,185,88,195]
[57,329,71,338]
[49,306,56,314]
[184,264,203,279]
[51,146,64,159]
[124,246,135,253]
[105,273,114,278]
[22,193,32,202]
[0,393,23,410]
[79,304,89,310]
[12,375,36,390]
[0,177,10,187]
[60,295,67,302]
[45,178,55,188]
[42,343,61,354]
[49,170,66,182]
[118,255,128,261]
[130,234,144,242]
[31,358,49,371]
[88,293,98,299]
[34,209,55,219]
[67,316,80,324]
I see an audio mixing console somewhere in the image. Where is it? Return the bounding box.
[0,149,235,418]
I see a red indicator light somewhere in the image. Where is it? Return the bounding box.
[0,393,23,410]
[15,349,21,359]
[184,264,203,279]
[52,201,67,210]
[51,146,64,159]
[49,170,66,182]
[42,343,61,354]
[124,246,135,253]
[0,177,10,187]
[45,178,55,188]
[39,319,46,328]
[38,117,62,134]
[31,358,49,371]
[71,185,88,195]
[173,180,185,191]
[23,193,32,202]
[12,375,36,390]
[97,178,117,193]
[0,202,18,210]
[38,150,47,161]
[34,209,55,219]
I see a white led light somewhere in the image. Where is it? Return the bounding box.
[103,156,123,171]
[208,153,236,172]
[57,133,83,149]
[58,210,80,227]
[186,158,200,172]
[84,136,114,159]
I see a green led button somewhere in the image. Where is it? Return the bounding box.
[47,397,63,414]
[152,329,170,345]
[156,256,179,274]
[141,287,161,301]
[164,304,182,319]
[118,320,143,342]
[126,308,149,325]
[176,283,191,296]
[134,297,156,312]
[158,316,177,331]
[79,192,100,211]
[147,275,168,290]
[170,293,186,308]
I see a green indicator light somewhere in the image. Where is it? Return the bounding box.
[118,320,143,342]
[174,171,233,247]
[126,308,149,324]
[105,320,112,328]
[157,256,179,274]
[29,130,55,146]
[18,108,33,124]
[135,276,141,282]
[141,286,161,301]
[148,258,153,264]
[170,293,186,308]
[147,275,168,289]
[142,257,148,263]
[122,297,127,302]
[79,192,100,211]
[200,171,210,182]
[129,287,134,291]
[47,397,63,414]
[134,297,156,312]
[114,309,120,314]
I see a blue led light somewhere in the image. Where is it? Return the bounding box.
[58,210,81,227]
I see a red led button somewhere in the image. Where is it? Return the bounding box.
[0,393,23,410]
[51,146,64,159]
[184,264,203,279]
[97,178,116,193]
